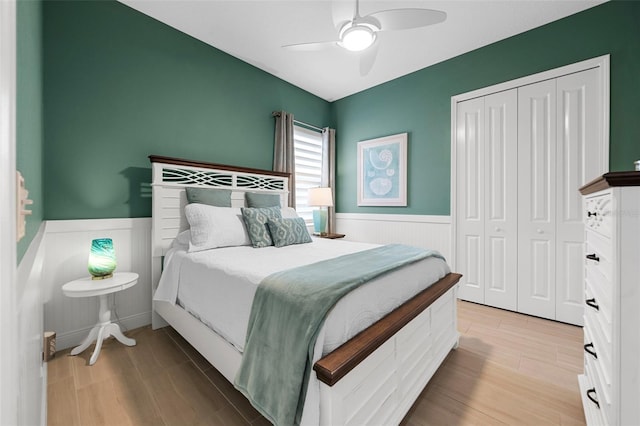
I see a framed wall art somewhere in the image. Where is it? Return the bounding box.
[357,132,407,206]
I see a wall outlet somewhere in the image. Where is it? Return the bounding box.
[43,331,56,362]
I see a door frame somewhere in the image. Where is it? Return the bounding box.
[0,0,18,424]
[450,54,610,274]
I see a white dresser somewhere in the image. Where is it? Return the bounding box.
[578,171,640,426]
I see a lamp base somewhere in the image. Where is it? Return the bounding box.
[313,209,328,234]
[91,273,113,280]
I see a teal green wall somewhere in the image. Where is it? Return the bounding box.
[332,1,640,216]
[17,0,43,262]
[42,0,330,220]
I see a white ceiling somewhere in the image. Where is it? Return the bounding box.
[119,0,605,102]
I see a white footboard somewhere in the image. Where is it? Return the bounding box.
[317,285,459,426]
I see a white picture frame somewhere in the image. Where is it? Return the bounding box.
[357,133,407,206]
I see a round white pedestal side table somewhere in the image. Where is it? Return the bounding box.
[62,272,138,365]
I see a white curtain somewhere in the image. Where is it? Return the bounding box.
[273,111,296,208]
[322,127,336,233]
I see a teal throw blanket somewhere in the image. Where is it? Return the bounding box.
[234,244,444,426]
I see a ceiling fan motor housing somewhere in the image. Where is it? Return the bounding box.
[338,18,380,51]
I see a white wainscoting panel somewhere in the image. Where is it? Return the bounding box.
[42,218,152,350]
[16,222,46,426]
[336,214,452,262]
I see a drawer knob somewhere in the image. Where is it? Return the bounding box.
[584,342,598,359]
[586,388,600,409]
[586,298,600,311]
[587,211,598,218]
[586,253,600,262]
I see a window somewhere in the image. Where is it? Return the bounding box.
[293,125,324,225]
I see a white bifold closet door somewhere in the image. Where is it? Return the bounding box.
[456,90,518,310]
[518,69,600,324]
[517,79,558,319]
[456,67,602,325]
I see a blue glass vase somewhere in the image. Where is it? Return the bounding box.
[88,238,116,280]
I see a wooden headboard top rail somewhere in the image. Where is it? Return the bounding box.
[149,155,290,178]
[148,155,290,258]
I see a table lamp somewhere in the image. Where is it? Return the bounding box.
[308,187,333,235]
[88,238,116,280]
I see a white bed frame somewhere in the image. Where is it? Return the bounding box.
[149,155,461,425]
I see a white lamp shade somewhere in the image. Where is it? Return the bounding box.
[308,187,333,207]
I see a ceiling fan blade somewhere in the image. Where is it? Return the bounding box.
[360,41,379,76]
[282,40,338,51]
[367,8,446,31]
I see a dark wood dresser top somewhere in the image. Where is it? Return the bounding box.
[579,171,640,195]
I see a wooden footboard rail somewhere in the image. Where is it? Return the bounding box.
[314,272,462,386]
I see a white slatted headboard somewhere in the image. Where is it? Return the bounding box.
[149,155,290,328]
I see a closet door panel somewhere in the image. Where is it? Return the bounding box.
[456,98,485,304]
[555,68,600,325]
[484,89,518,310]
[518,80,557,320]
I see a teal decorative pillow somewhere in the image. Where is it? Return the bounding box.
[245,192,281,208]
[241,206,282,247]
[186,187,232,207]
[267,218,312,248]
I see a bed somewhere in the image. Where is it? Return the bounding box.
[149,155,461,426]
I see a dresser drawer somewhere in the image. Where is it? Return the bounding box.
[585,192,613,238]
[583,317,612,396]
[585,353,614,424]
[584,282,612,346]
[585,256,613,319]
[578,374,606,426]
[585,229,613,283]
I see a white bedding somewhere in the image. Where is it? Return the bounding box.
[154,237,449,425]
[155,237,449,354]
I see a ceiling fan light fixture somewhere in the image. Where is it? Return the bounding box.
[340,25,376,52]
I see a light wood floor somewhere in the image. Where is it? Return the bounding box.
[47,301,586,426]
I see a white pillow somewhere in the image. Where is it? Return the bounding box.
[281,207,300,219]
[172,230,191,249]
[184,204,251,252]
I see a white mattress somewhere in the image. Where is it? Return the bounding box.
[155,237,449,354]
[153,237,449,425]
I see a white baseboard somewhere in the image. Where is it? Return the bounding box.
[55,310,152,351]
[336,213,452,262]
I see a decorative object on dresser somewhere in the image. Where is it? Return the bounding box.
[308,187,333,235]
[578,171,640,426]
[62,272,138,365]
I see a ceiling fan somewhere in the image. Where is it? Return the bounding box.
[282,0,447,76]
